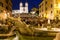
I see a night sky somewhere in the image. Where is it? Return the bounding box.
[12,0,42,11]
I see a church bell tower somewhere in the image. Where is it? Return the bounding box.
[24,2,28,13]
[20,2,23,13]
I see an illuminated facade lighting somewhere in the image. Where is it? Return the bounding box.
[39,0,60,20]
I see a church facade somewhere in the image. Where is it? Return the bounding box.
[12,2,28,14]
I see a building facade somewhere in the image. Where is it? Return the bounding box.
[0,0,12,13]
[39,0,60,20]
[0,0,12,19]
